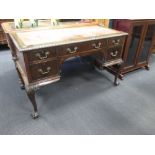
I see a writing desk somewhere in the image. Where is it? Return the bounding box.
[2,22,127,119]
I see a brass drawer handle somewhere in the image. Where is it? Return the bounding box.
[111,51,118,57]
[35,51,50,60]
[117,39,120,42]
[112,39,120,45]
[67,47,78,54]
[38,67,51,75]
[12,56,18,61]
[92,42,102,49]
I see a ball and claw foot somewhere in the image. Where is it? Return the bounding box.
[31,112,39,119]
[20,85,25,90]
[119,74,124,80]
[19,81,25,90]
[114,81,120,86]
[145,65,150,71]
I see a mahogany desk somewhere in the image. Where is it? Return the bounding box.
[2,22,127,119]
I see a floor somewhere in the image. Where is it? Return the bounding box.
[0,46,155,135]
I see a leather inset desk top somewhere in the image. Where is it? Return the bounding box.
[10,25,127,52]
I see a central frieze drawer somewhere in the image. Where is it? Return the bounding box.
[29,60,59,81]
[58,39,107,56]
[27,47,57,62]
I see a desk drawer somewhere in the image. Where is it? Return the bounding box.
[0,23,3,31]
[0,32,6,42]
[105,46,123,62]
[29,60,59,81]
[91,39,107,50]
[107,36,124,47]
[28,47,57,62]
[58,40,107,56]
[152,42,155,48]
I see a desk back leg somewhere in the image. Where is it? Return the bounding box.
[15,64,25,89]
[114,63,123,86]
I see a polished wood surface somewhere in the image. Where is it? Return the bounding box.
[3,22,127,118]
[8,25,125,51]
[109,19,155,78]
[0,19,13,45]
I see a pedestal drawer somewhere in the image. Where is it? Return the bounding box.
[105,46,123,62]
[0,31,7,43]
[107,36,124,47]
[27,47,57,63]
[29,60,59,81]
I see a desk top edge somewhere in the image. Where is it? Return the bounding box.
[4,22,128,52]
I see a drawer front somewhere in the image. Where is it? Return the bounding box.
[0,32,6,43]
[152,42,155,48]
[152,39,155,45]
[0,32,2,41]
[108,36,124,47]
[29,60,59,81]
[28,48,57,62]
[91,39,107,50]
[106,46,123,61]
[0,23,3,31]
[58,40,107,56]
[151,43,155,53]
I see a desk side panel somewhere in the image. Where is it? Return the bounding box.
[7,34,28,84]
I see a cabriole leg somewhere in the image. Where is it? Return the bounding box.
[114,74,119,86]
[114,63,122,86]
[26,87,39,119]
[145,64,150,70]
